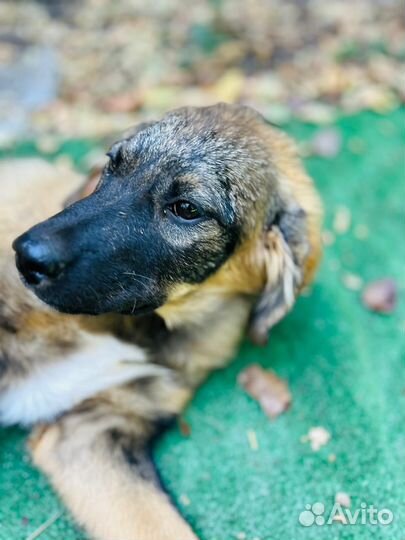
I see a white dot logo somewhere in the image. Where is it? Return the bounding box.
[299,502,325,527]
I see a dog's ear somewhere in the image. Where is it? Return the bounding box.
[248,203,312,346]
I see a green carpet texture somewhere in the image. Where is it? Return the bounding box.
[0,109,404,540]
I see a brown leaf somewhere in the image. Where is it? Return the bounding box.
[238,364,292,419]
[100,92,144,113]
[178,419,192,437]
[362,278,397,314]
[210,69,245,103]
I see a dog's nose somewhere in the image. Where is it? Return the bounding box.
[12,234,66,285]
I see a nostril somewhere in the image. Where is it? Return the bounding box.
[15,255,46,285]
[12,235,66,285]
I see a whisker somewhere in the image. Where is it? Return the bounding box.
[123,271,154,284]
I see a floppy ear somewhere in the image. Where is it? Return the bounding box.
[248,204,311,346]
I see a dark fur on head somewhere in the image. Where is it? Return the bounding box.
[13,104,322,344]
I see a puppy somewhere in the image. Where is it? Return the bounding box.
[1,104,322,540]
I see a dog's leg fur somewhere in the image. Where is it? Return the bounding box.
[30,409,197,540]
[28,297,251,540]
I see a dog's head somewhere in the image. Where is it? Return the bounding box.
[13,104,322,344]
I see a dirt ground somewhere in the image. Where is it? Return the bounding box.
[0,0,404,143]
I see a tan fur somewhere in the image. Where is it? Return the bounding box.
[261,125,323,285]
[158,123,322,345]
[0,106,323,540]
[30,418,197,540]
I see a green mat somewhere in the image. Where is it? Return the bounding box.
[0,109,404,540]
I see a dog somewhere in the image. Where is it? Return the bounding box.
[1,104,322,540]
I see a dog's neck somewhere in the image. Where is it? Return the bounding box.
[154,288,252,384]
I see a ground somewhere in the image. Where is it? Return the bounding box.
[0,108,403,540]
[1,0,404,144]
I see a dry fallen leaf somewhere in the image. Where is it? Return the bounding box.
[1,0,403,143]
[335,492,351,508]
[342,272,364,291]
[302,426,331,451]
[179,494,191,507]
[295,103,336,125]
[311,127,342,158]
[247,429,259,451]
[100,91,144,113]
[362,278,397,314]
[211,68,245,102]
[238,364,292,419]
[178,419,192,437]
[333,206,352,234]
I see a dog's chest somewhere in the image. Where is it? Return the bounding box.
[0,334,155,426]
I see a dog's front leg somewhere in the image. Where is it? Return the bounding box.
[30,416,198,540]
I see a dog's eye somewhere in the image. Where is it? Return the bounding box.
[168,201,202,221]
